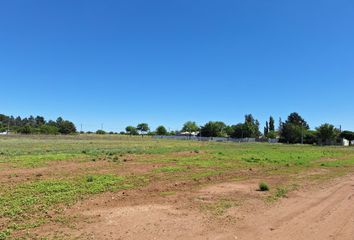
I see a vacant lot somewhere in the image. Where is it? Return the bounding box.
[0,135,353,239]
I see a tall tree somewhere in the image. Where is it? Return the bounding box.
[125,126,138,135]
[200,121,227,137]
[156,125,168,135]
[269,116,275,131]
[264,121,269,136]
[316,124,339,145]
[137,123,149,135]
[181,121,199,135]
[280,112,309,143]
[243,114,261,138]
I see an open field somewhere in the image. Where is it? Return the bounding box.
[0,135,354,240]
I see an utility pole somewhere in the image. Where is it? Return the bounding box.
[80,124,83,133]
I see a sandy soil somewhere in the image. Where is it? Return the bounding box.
[237,175,354,240]
[39,174,354,240]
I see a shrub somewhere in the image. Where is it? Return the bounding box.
[259,182,270,191]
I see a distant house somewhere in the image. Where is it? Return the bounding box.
[342,138,354,147]
[178,131,199,136]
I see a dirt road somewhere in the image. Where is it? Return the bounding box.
[48,175,354,240]
[237,175,354,240]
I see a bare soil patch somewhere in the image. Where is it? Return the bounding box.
[33,174,354,240]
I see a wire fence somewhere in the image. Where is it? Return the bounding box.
[152,135,279,143]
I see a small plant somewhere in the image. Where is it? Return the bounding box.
[259,182,270,191]
[275,187,288,198]
[86,176,94,182]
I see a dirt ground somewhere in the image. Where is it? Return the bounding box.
[35,173,354,240]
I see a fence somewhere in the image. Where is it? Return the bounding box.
[153,135,279,143]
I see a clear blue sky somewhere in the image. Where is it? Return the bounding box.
[1,0,353,132]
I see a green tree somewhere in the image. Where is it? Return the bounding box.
[230,123,245,138]
[57,120,77,134]
[18,126,33,134]
[280,112,309,143]
[200,121,227,137]
[156,125,168,135]
[181,121,199,135]
[39,125,59,134]
[269,116,275,131]
[125,126,138,135]
[96,130,106,134]
[304,130,317,144]
[340,131,354,145]
[137,123,149,135]
[316,124,339,145]
[242,114,260,138]
[264,121,269,137]
[267,131,277,139]
[35,116,46,126]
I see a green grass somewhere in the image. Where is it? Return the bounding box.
[0,174,125,218]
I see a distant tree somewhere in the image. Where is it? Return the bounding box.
[281,124,302,143]
[287,112,309,128]
[35,116,46,126]
[181,121,199,135]
[230,124,244,138]
[316,124,339,145]
[18,125,33,134]
[200,121,227,137]
[156,125,168,135]
[57,120,77,134]
[28,115,36,127]
[125,126,138,135]
[39,125,59,134]
[267,131,277,139]
[269,116,275,132]
[225,125,235,137]
[304,130,317,144]
[15,116,22,126]
[278,117,283,132]
[96,130,106,134]
[47,120,57,127]
[264,121,269,137]
[242,114,261,138]
[137,123,149,136]
[340,131,354,145]
[280,112,309,143]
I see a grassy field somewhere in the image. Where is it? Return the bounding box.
[0,135,353,239]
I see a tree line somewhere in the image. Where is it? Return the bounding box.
[1,112,353,145]
[0,114,76,134]
[124,112,353,146]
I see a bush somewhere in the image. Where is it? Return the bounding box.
[39,125,59,135]
[96,130,106,135]
[17,126,33,134]
[259,182,270,191]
